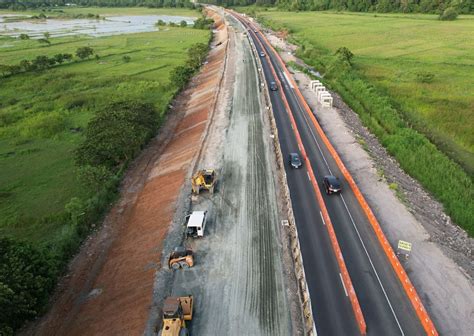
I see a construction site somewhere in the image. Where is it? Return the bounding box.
[22,5,474,336]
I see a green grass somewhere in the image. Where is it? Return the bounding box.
[0,27,209,245]
[238,8,474,235]
[243,9,474,174]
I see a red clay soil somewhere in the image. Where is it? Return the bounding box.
[25,10,228,336]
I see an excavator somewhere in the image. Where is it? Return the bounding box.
[168,247,194,269]
[191,169,216,195]
[159,295,193,336]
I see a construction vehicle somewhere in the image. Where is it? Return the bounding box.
[168,247,194,270]
[186,210,208,238]
[159,296,193,336]
[191,169,216,195]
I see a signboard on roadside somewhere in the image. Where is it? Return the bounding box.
[398,240,412,252]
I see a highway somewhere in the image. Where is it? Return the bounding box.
[232,13,427,336]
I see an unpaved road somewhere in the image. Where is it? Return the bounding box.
[148,11,299,335]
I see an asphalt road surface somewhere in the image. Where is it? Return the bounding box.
[234,14,426,336]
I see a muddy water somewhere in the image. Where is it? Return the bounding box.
[0,14,196,39]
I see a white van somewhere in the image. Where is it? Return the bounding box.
[185,211,208,238]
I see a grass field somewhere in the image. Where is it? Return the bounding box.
[0,26,209,246]
[248,9,474,174]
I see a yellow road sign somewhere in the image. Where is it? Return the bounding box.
[398,240,412,252]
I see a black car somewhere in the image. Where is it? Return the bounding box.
[323,175,342,195]
[289,153,302,169]
[259,51,266,57]
[269,81,278,91]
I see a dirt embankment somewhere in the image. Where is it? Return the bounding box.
[24,10,228,336]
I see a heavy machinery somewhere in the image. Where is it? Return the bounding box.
[168,247,194,270]
[159,296,193,336]
[191,169,216,195]
[185,210,208,238]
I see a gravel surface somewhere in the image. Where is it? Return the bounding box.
[262,26,474,336]
[148,10,300,336]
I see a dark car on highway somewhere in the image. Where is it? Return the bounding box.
[269,81,278,91]
[323,175,342,195]
[289,153,302,169]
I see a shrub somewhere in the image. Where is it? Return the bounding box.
[180,20,187,27]
[155,19,166,26]
[19,33,29,40]
[193,17,214,30]
[122,55,131,63]
[416,71,435,83]
[439,7,458,20]
[170,65,194,90]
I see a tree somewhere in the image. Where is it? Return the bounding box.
[38,38,51,45]
[19,33,29,40]
[43,32,50,39]
[187,43,208,69]
[75,46,94,60]
[439,7,458,20]
[32,55,51,69]
[170,65,194,89]
[0,238,56,335]
[54,53,65,64]
[19,59,32,71]
[155,19,166,26]
[180,20,187,27]
[75,101,158,169]
[122,55,131,62]
[77,165,114,192]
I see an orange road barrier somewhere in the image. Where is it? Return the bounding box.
[250,16,439,336]
[230,10,367,335]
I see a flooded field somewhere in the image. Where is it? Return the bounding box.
[0,14,197,38]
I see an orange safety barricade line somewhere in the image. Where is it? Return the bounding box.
[252,18,438,336]
[230,10,367,335]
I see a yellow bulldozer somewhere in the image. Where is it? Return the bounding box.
[159,296,193,336]
[191,169,216,195]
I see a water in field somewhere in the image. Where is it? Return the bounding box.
[0,14,196,39]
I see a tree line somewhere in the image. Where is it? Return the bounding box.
[0,46,95,78]
[0,0,195,10]
[206,0,472,14]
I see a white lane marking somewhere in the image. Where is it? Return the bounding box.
[281,60,405,335]
[283,71,294,89]
[339,273,348,297]
[307,171,311,181]
[340,194,405,336]
[319,211,326,226]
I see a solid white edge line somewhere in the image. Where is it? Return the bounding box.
[319,211,326,226]
[339,273,348,297]
[283,71,294,89]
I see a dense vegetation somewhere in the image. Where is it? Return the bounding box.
[1,0,196,10]
[242,9,474,235]
[209,0,473,13]
[0,14,210,333]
